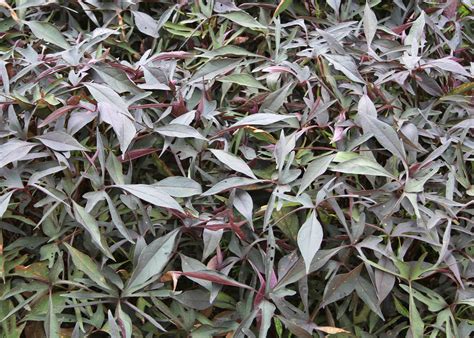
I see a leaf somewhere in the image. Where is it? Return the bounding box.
[259,300,276,337]
[355,277,384,320]
[409,284,425,338]
[0,191,14,219]
[202,229,223,260]
[316,326,350,334]
[189,58,242,82]
[358,94,377,118]
[132,11,160,38]
[326,0,341,13]
[218,73,267,90]
[154,177,202,197]
[36,131,88,151]
[363,3,377,48]
[45,292,60,338]
[132,6,175,38]
[321,265,363,307]
[359,115,406,162]
[72,202,113,259]
[26,21,70,49]
[405,12,425,54]
[233,113,294,127]
[155,124,207,140]
[126,229,180,291]
[64,243,113,291]
[259,83,292,113]
[298,154,335,195]
[85,83,130,115]
[0,140,37,168]
[219,12,267,30]
[115,184,184,212]
[331,156,395,178]
[324,54,364,83]
[178,270,253,289]
[210,149,257,179]
[297,211,323,273]
[200,46,263,59]
[428,57,471,77]
[104,194,134,243]
[92,65,138,94]
[234,189,254,228]
[274,0,293,17]
[202,177,262,196]
[99,102,136,154]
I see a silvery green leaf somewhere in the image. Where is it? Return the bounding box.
[359,115,406,163]
[72,201,114,259]
[234,189,254,228]
[99,102,136,154]
[0,140,37,168]
[0,191,14,218]
[126,229,180,292]
[210,149,257,179]
[405,12,425,55]
[36,131,88,151]
[297,211,323,273]
[427,57,471,77]
[324,54,364,83]
[189,59,242,82]
[64,243,114,291]
[233,113,294,127]
[298,154,335,195]
[331,156,395,178]
[154,177,202,197]
[155,124,207,140]
[218,73,267,90]
[26,21,70,49]
[202,177,261,196]
[358,94,377,118]
[115,184,184,212]
[219,11,266,30]
[85,83,130,116]
[363,3,377,48]
[132,11,160,38]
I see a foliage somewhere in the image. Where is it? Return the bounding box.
[0,0,473,337]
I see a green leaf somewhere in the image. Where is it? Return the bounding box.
[297,211,323,273]
[85,83,130,116]
[210,148,257,179]
[409,284,425,338]
[72,201,114,259]
[233,113,294,127]
[202,177,261,196]
[359,115,406,163]
[126,228,180,292]
[218,73,267,90]
[115,184,184,212]
[298,154,335,195]
[45,292,60,338]
[154,177,202,197]
[36,131,88,152]
[331,156,395,178]
[274,0,293,17]
[155,124,207,140]
[26,21,70,49]
[220,12,267,30]
[321,265,362,307]
[0,191,14,219]
[64,243,113,291]
[0,140,37,168]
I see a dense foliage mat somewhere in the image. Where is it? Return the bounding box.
[0,1,473,337]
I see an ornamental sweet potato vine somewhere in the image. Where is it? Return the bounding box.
[0,1,473,337]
